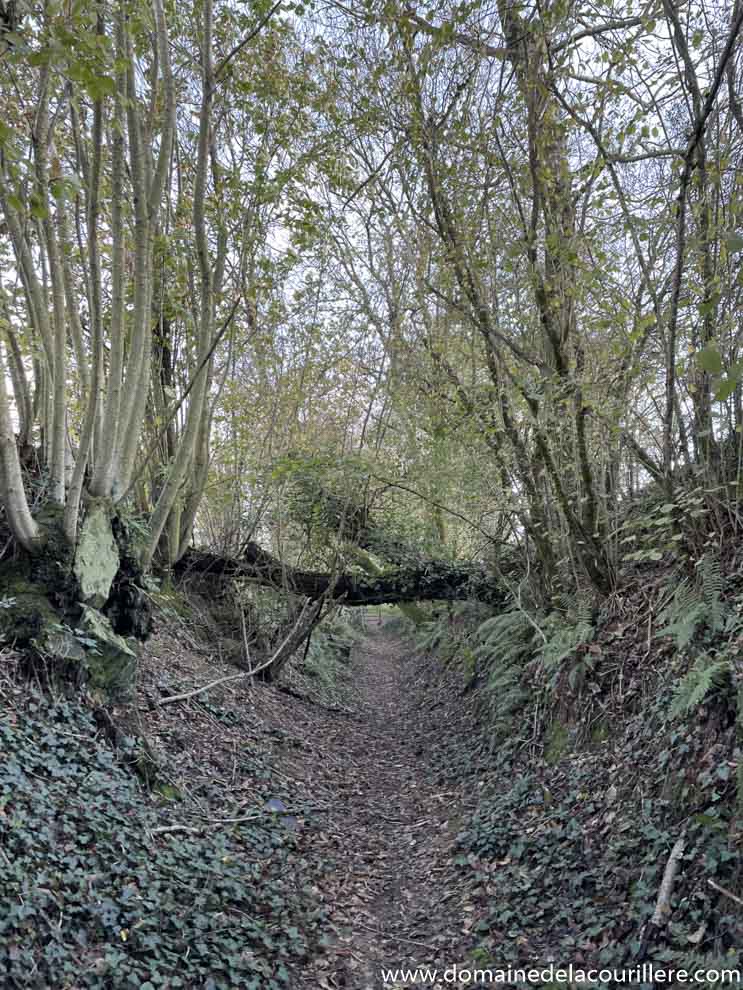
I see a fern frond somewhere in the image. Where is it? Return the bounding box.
[658,579,704,650]
[658,556,729,648]
[474,610,535,668]
[540,619,594,671]
[486,664,527,720]
[551,592,594,626]
[414,622,444,654]
[477,611,529,639]
[467,609,536,737]
[699,552,725,633]
[670,654,731,717]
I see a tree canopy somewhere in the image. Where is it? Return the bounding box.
[0,0,742,634]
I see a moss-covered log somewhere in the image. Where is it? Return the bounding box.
[175,543,506,607]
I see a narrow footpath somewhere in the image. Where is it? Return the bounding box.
[141,615,483,989]
[292,624,477,990]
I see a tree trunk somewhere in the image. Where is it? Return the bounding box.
[175,543,506,608]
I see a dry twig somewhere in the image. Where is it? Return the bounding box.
[638,830,686,960]
[158,593,329,706]
[708,878,743,908]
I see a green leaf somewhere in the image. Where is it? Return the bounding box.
[725,232,743,253]
[714,377,738,402]
[86,75,116,100]
[29,195,48,220]
[696,345,723,375]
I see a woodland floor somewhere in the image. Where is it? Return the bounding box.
[137,615,480,990]
[6,595,739,987]
[295,623,475,990]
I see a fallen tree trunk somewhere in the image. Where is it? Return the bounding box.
[175,543,506,607]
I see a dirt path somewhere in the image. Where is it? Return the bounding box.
[139,612,481,989]
[295,624,475,990]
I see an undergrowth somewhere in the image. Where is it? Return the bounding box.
[657,554,743,720]
[452,650,743,985]
[282,611,360,705]
[297,614,359,702]
[0,692,321,989]
[456,748,741,985]
[412,550,743,755]
[408,551,743,983]
[410,597,603,747]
